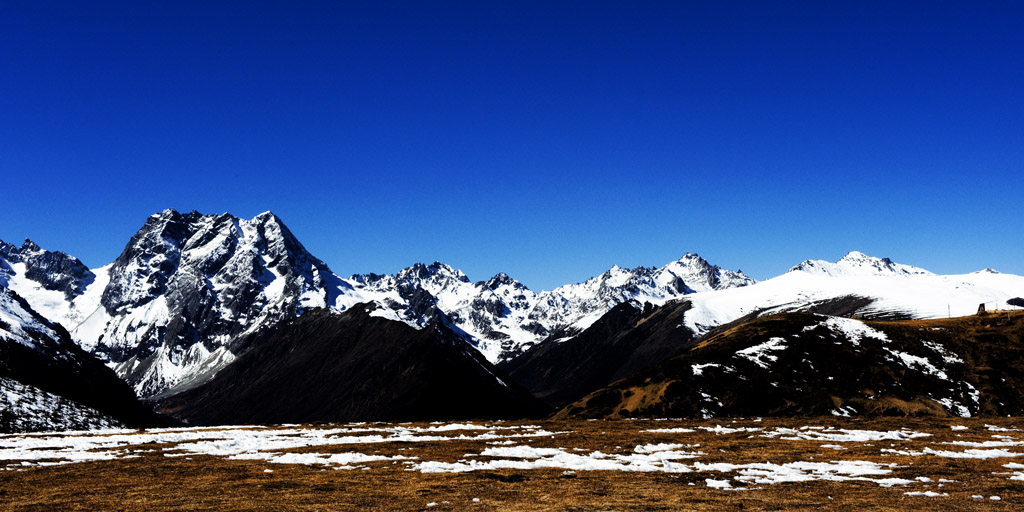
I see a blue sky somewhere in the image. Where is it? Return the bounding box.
[2,1,1021,290]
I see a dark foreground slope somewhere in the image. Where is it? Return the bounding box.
[158,304,549,424]
[557,311,1024,419]
[501,300,703,408]
[0,288,167,432]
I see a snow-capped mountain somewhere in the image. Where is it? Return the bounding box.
[1,210,369,398]
[352,263,544,362]
[505,251,1024,408]
[2,212,758,395]
[0,239,97,328]
[77,209,369,397]
[352,253,755,362]
[683,251,1024,335]
[789,251,934,277]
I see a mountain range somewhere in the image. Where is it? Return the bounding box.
[2,209,1022,431]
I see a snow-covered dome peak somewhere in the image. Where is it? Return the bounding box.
[790,251,933,277]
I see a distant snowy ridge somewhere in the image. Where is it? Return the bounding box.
[352,253,754,362]
[683,252,1023,336]
[789,251,934,277]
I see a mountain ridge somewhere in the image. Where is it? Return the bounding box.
[2,209,1021,404]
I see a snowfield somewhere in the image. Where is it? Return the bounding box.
[2,418,1022,502]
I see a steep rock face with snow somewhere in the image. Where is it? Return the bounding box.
[0,240,99,330]
[75,209,361,398]
[353,254,754,362]
[0,287,162,432]
[0,240,95,302]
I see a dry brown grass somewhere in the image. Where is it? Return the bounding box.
[2,417,1024,511]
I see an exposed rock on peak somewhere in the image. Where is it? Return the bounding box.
[0,239,95,302]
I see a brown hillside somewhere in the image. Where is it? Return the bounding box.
[556,312,1024,419]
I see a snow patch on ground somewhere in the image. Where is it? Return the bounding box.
[734,338,787,369]
[761,427,931,443]
[810,317,889,346]
[693,460,911,487]
[882,447,1024,459]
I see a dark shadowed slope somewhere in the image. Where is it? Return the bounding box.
[501,300,704,408]
[158,304,550,425]
[557,311,1024,419]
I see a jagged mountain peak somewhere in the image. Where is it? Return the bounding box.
[840,250,870,260]
[675,252,704,264]
[83,209,358,397]
[253,209,279,220]
[19,239,42,253]
[396,262,470,284]
[654,253,755,294]
[789,251,933,277]
[0,238,95,302]
[484,272,528,291]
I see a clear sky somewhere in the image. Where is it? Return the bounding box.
[2,1,1021,290]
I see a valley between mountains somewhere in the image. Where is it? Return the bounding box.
[1,209,1023,432]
